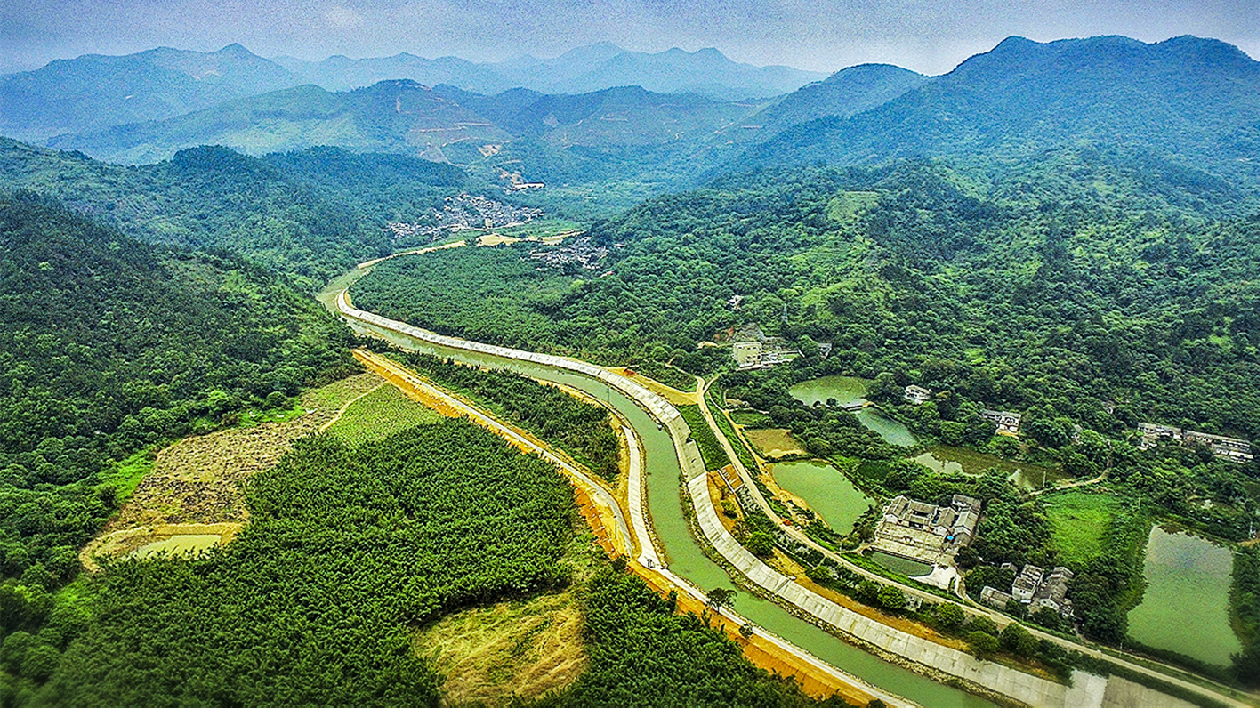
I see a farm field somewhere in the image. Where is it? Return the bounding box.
[326,382,441,445]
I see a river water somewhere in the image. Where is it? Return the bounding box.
[328,282,991,707]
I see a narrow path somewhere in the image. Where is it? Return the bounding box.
[335,292,1252,708]
[317,382,385,433]
[693,383,1252,708]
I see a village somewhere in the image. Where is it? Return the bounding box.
[385,193,543,246]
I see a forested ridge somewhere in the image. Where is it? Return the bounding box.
[355,152,1260,442]
[0,191,354,624]
[0,140,464,286]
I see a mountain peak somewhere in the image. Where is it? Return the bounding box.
[218,43,255,57]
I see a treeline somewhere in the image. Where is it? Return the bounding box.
[399,352,620,480]
[0,192,355,593]
[0,140,466,286]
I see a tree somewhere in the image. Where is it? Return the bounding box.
[968,630,1000,658]
[935,603,965,632]
[707,587,735,611]
[999,622,1035,656]
[877,586,908,613]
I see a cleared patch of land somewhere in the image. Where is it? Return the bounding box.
[1043,492,1120,567]
[744,428,809,460]
[416,536,596,705]
[81,373,384,568]
[325,382,441,445]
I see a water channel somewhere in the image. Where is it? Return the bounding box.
[327,276,991,707]
[1127,526,1241,667]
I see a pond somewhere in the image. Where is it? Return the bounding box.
[869,551,932,578]
[772,460,872,535]
[912,446,1063,491]
[131,535,222,560]
[1127,526,1241,667]
[789,376,917,447]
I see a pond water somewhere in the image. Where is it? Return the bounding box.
[869,551,933,578]
[333,290,992,708]
[1127,526,1241,666]
[789,376,917,447]
[772,460,872,535]
[789,375,869,407]
[912,446,1063,491]
[131,535,222,560]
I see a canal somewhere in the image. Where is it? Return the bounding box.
[327,276,991,707]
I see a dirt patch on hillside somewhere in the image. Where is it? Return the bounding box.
[81,374,383,569]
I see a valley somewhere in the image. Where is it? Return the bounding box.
[3,27,1260,708]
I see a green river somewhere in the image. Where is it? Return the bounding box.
[327,278,991,707]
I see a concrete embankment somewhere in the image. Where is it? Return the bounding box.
[336,292,1209,708]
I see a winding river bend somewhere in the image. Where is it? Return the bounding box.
[320,274,989,708]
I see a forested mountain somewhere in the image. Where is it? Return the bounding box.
[354,153,1260,446]
[0,42,819,150]
[0,45,294,142]
[49,79,762,166]
[0,140,464,284]
[748,64,928,137]
[740,36,1260,190]
[0,191,354,596]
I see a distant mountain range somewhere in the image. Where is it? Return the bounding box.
[0,42,823,142]
[6,34,1260,209]
[740,35,1260,184]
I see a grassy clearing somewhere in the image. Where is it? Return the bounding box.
[415,532,597,705]
[97,447,157,504]
[731,410,773,428]
[678,405,730,472]
[1044,492,1121,567]
[326,384,440,445]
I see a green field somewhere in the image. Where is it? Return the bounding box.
[1043,492,1121,568]
[326,384,440,445]
[677,405,730,472]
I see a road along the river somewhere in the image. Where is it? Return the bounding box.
[332,286,1233,708]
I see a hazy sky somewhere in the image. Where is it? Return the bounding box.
[2,0,1257,76]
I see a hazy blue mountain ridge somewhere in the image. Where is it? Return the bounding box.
[0,44,295,141]
[738,35,1260,188]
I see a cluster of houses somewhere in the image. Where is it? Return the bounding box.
[873,494,981,566]
[527,237,610,272]
[385,193,543,245]
[980,564,1075,618]
[729,325,802,370]
[1137,423,1253,463]
[903,386,1023,436]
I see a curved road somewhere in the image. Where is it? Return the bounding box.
[336,288,1250,708]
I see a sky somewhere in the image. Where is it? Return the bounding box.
[2,0,1257,76]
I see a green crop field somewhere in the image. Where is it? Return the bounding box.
[326,384,440,445]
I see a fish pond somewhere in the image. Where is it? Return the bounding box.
[1126,526,1241,667]
[772,460,872,535]
[912,446,1064,491]
[789,376,916,447]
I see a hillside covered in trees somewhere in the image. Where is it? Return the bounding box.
[0,191,354,603]
[0,141,464,285]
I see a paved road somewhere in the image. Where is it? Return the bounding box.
[341,295,1250,708]
[693,380,1252,708]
